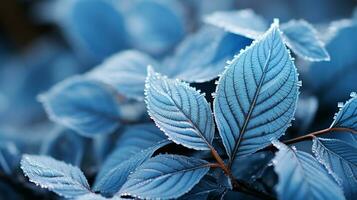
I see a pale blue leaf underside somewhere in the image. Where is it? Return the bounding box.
[145,67,215,150]
[273,142,345,200]
[39,77,121,137]
[313,137,357,199]
[281,20,330,61]
[21,154,90,198]
[86,50,159,100]
[331,93,357,132]
[119,154,210,199]
[214,21,299,161]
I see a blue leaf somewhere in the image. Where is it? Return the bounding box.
[145,67,215,150]
[21,155,90,198]
[204,9,268,39]
[86,50,160,101]
[75,193,107,200]
[56,0,127,63]
[124,0,186,55]
[0,142,20,175]
[330,92,357,132]
[39,77,121,137]
[308,19,357,105]
[165,26,252,83]
[272,141,345,200]
[95,123,167,178]
[280,20,330,61]
[179,175,226,200]
[93,140,170,196]
[213,20,299,162]
[312,137,357,199]
[41,127,85,166]
[119,154,210,199]
[205,10,329,62]
[75,193,124,200]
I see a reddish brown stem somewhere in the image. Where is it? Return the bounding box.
[282,127,357,145]
[209,146,276,199]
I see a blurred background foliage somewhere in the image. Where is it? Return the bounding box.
[0,0,356,199]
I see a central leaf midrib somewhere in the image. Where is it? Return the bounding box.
[229,41,274,167]
[164,82,212,149]
[127,163,209,188]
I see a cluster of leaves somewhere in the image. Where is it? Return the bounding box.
[0,1,356,200]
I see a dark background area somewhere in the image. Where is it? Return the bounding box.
[1,0,356,52]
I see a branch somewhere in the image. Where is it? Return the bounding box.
[282,127,356,145]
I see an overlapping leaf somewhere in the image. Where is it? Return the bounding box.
[313,137,357,199]
[214,20,299,162]
[93,124,167,194]
[41,127,85,166]
[179,175,226,200]
[273,141,345,200]
[280,20,330,61]
[205,10,329,61]
[309,19,357,105]
[0,142,20,175]
[86,50,160,100]
[145,67,215,150]
[123,0,186,55]
[119,154,210,199]
[93,140,170,196]
[330,92,357,132]
[166,26,251,83]
[21,155,90,198]
[39,77,121,137]
[57,0,127,62]
[204,9,268,39]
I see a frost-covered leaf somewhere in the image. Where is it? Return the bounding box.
[86,50,160,100]
[214,20,299,162]
[166,26,251,83]
[93,140,170,196]
[41,127,85,166]
[119,154,210,199]
[39,77,121,137]
[309,19,357,105]
[145,67,215,150]
[56,0,127,62]
[204,9,267,39]
[313,137,357,199]
[273,141,345,200]
[280,20,330,61]
[330,93,357,132]
[124,0,186,55]
[21,155,90,198]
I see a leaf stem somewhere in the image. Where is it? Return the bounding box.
[209,147,275,199]
[282,127,356,145]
